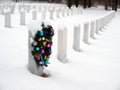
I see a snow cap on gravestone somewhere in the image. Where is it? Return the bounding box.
[57,23,66,31]
[41,6,46,12]
[4,7,11,13]
[5,3,8,9]
[56,7,61,12]
[28,20,52,30]
[33,5,36,9]
[20,8,25,13]
[39,6,41,12]
[28,20,42,34]
[74,23,80,28]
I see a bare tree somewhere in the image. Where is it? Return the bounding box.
[105,0,108,10]
[67,0,73,8]
[74,0,79,7]
[83,0,87,8]
[88,0,92,8]
[112,0,118,11]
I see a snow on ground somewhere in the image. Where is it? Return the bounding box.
[0,4,120,90]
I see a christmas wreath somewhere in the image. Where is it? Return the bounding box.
[31,23,54,67]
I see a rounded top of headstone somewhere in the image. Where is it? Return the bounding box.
[11,3,15,6]
[41,6,46,11]
[28,20,53,36]
[49,7,54,11]
[28,20,42,31]
[32,8,36,11]
[84,22,89,25]
[57,23,66,31]
[4,8,11,13]
[74,23,80,27]
[20,8,25,12]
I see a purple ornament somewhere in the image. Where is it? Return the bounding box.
[47,43,51,48]
[41,49,45,54]
[37,56,40,60]
[50,28,54,35]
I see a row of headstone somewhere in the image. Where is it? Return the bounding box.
[57,11,115,63]
[0,2,15,15]
[0,3,4,14]
[3,3,81,28]
[57,26,67,62]
[25,3,115,76]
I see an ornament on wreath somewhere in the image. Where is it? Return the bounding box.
[31,22,54,67]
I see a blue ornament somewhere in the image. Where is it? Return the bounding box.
[40,55,44,64]
[46,60,50,64]
[39,31,44,36]
[36,47,40,51]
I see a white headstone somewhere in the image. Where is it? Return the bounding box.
[20,8,26,25]
[10,3,15,14]
[77,7,80,15]
[39,6,41,12]
[5,3,9,9]
[66,7,70,16]
[62,7,65,17]
[49,7,54,20]
[41,7,46,20]
[22,4,26,11]
[32,9,37,20]
[73,25,81,51]
[57,26,67,62]
[56,7,61,18]
[95,20,99,34]
[90,21,96,39]
[71,8,74,15]
[74,7,77,15]
[26,5,31,13]
[28,31,45,76]
[4,8,11,28]
[28,21,49,77]
[0,4,4,14]
[83,22,89,44]
[18,5,22,13]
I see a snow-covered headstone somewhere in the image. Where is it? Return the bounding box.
[39,6,41,12]
[32,9,37,20]
[26,5,31,13]
[74,7,77,15]
[4,8,11,28]
[10,3,15,14]
[83,22,89,44]
[66,7,70,16]
[18,5,22,13]
[5,3,9,9]
[49,7,54,20]
[0,3,4,15]
[57,26,67,62]
[28,30,45,76]
[22,4,26,11]
[71,6,75,15]
[95,20,99,34]
[20,8,26,25]
[28,21,52,77]
[62,7,65,17]
[99,18,104,31]
[56,7,61,18]
[73,25,81,51]
[77,7,81,15]
[41,7,47,20]
[90,21,96,39]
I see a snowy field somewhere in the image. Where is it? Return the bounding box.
[0,3,120,90]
